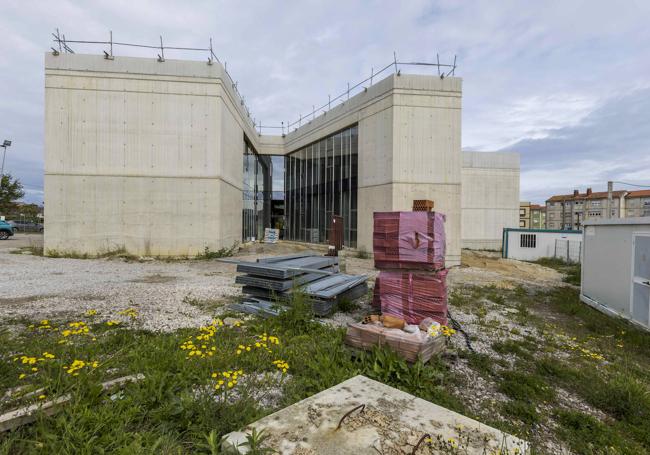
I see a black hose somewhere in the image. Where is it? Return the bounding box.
[447,309,475,353]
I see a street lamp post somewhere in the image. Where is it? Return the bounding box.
[1,140,12,176]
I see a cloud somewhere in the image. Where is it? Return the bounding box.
[504,87,650,203]
[0,1,649,207]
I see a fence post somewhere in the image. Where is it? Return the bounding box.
[567,240,570,262]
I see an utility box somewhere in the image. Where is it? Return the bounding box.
[581,218,650,330]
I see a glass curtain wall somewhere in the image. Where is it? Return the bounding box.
[242,140,271,242]
[285,125,358,247]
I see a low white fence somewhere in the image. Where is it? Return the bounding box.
[554,239,582,263]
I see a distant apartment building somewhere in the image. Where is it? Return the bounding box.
[519,202,531,228]
[624,190,650,218]
[530,204,546,228]
[546,188,627,230]
[520,202,546,228]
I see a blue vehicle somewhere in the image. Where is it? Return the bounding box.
[0,220,14,240]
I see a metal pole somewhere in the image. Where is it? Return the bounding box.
[159,35,165,61]
[110,30,113,57]
[566,239,571,262]
[1,146,6,176]
[607,181,613,219]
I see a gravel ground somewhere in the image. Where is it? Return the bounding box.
[0,238,565,332]
[1,250,242,331]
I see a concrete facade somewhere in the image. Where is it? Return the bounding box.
[45,53,260,256]
[461,151,520,250]
[624,190,650,218]
[44,53,519,264]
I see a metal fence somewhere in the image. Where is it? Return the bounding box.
[51,29,457,136]
[554,239,582,263]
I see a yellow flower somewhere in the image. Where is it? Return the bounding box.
[19,373,26,379]
[85,309,97,316]
[38,394,46,400]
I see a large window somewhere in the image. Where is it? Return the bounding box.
[284,125,358,247]
[242,140,271,242]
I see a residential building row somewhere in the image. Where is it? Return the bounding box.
[545,189,650,230]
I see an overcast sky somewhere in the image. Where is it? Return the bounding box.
[1,0,649,205]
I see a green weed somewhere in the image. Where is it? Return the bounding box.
[195,243,239,260]
[498,371,555,403]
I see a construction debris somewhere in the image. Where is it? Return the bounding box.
[345,322,446,363]
[231,253,368,317]
[0,374,145,432]
[221,375,528,455]
[372,211,446,270]
[345,209,450,362]
[372,210,449,326]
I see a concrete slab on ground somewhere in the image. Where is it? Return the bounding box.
[222,375,527,454]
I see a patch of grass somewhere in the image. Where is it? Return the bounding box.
[535,257,581,285]
[534,357,581,383]
[498,370,555,403]
[195,243,239,260]
[461,351,508,377]
[556,410,637,454]
[44,247,139,260]
[501,400,540,425]
[10,245,44,256]
[492,339,534,360]
[0,286,476,453]
[336,298,359,313]
[355,247,370,259]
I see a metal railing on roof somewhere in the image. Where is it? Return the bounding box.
[51,29,458,137]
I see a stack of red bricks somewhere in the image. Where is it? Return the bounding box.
[371,211,448,325]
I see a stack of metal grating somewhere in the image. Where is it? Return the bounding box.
[232,252,368,317]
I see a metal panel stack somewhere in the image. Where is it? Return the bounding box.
[372,211,448,325]
[233,253,368,317]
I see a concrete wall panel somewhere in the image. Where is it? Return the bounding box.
[461,152,520,250]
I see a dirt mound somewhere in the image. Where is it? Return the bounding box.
[448,250,563,289]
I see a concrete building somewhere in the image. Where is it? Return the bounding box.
[581,218,650,330]
[546,188,627,230]
[624,190,650,218]
[530,204,546,228]
[461,152,519,250]
[519,202,531,228]
[518,202,544,229]
[44,52,520,265]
